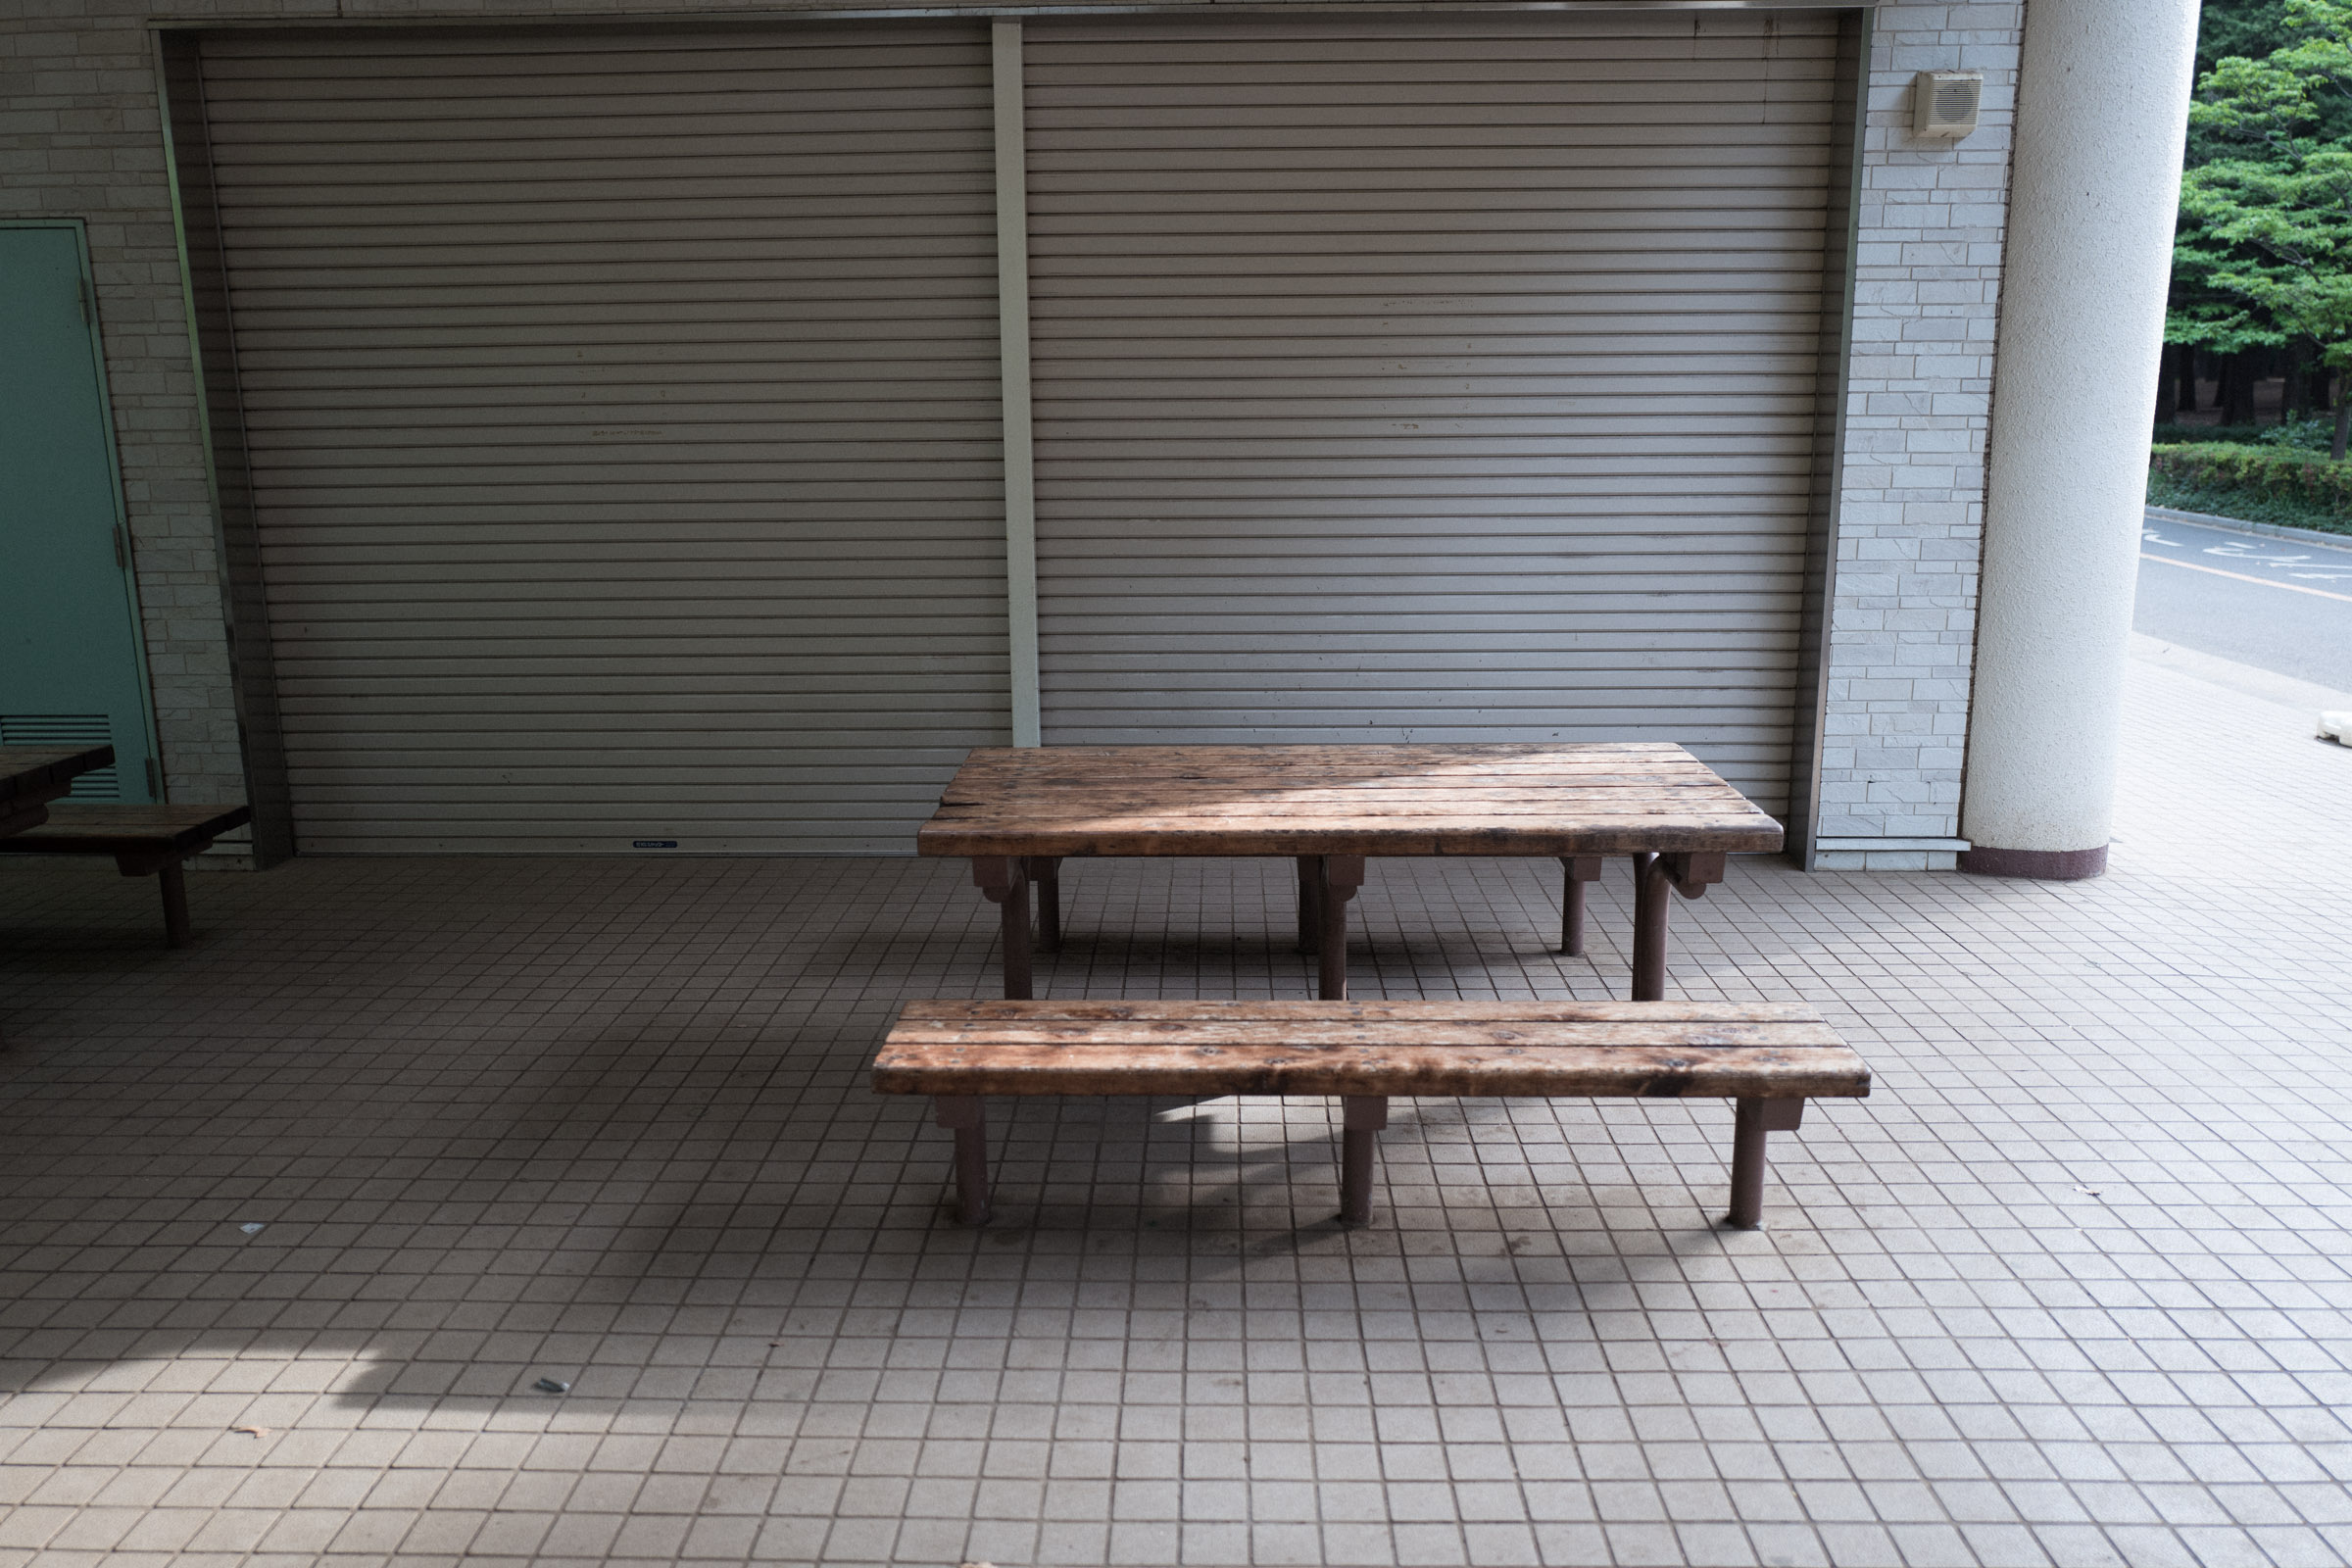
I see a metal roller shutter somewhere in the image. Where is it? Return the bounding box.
[196,24,1004,854]
[1023,14,1840,813]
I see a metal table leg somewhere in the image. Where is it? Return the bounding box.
[1631,853,1669,1000]
[972,856,1033,999]
[1316,856,1366,1000]
[1558,854,1603,956]
[1297,856,1323,954]
[1629,851,1728,1000]
[1024,856,1062,951]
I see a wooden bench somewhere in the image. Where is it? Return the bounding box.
[874,1000,1868,1230]
[0,804,254,948]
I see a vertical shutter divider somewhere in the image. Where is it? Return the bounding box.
[994,19,1042,749]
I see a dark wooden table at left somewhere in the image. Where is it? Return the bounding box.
[0,745,114,840]
[0,743,115,1049]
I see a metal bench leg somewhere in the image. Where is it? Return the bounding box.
[1023,857,1062,951]
[1339,1095,1387,1226]
[158,861,191,949]
[934,1096,991,1225]
[1726,1098,1804,1228]
[972,857,1033,999]
[1559,855,1602,956]
[1316,856,1365,1000]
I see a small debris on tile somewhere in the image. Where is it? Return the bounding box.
[239,1222,265,1234]
[2073,1186,2104,1198]
[533,1377,570,1395]
[230,1425,268,1437]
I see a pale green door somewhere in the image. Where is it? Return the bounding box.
[0,221,158,802]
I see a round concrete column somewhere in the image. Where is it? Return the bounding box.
[1959,0,2200,880]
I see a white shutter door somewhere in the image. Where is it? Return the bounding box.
[1024,14,1840,814]
[198,25,1004,854]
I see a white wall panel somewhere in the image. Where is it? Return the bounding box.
[1025,14,1840,812]
[198,25,1004,853]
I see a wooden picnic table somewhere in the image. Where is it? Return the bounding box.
[0,746,115,840]
[916,743,1784,1002]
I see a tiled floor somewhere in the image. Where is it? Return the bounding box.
[2,657,2349,1568]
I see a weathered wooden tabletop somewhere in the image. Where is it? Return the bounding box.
[916,742,1784,858]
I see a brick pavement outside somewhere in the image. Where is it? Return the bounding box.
[0,655,2347,1568]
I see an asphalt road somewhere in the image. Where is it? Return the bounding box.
[2135,513,2352,692]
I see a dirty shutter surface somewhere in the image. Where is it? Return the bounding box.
[199,27,1004,854]
[1024,15,1840,815]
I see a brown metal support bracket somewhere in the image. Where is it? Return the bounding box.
[1661,852,1728,897]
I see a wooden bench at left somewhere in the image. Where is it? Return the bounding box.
[0,804,254,948]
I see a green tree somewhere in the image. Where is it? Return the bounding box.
[2174,0,2352,455]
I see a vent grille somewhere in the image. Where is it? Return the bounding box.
[0,714,120,800]
[1933,79,1981,122]
[1913,70,1984,138]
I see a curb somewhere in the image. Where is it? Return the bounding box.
[2143,505,2352,553]
[2129,632,2352,713]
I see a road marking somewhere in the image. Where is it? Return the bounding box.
[2141,553,2352,603]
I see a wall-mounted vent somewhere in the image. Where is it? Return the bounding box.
[0,714,120,800]
[1914,71,1984,140]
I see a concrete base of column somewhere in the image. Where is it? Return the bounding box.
[1957,845,2108,881]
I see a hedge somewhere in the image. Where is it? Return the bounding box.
[2148,442,2352,517]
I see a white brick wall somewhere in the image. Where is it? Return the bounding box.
[5,0,2024,866]
[1814,3,2022,871]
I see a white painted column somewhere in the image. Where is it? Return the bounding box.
[993,19,1042,748]
[1960,0,2199,879]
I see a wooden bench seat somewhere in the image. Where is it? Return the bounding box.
[0,803,254,947]
[874,999,1869,1229]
